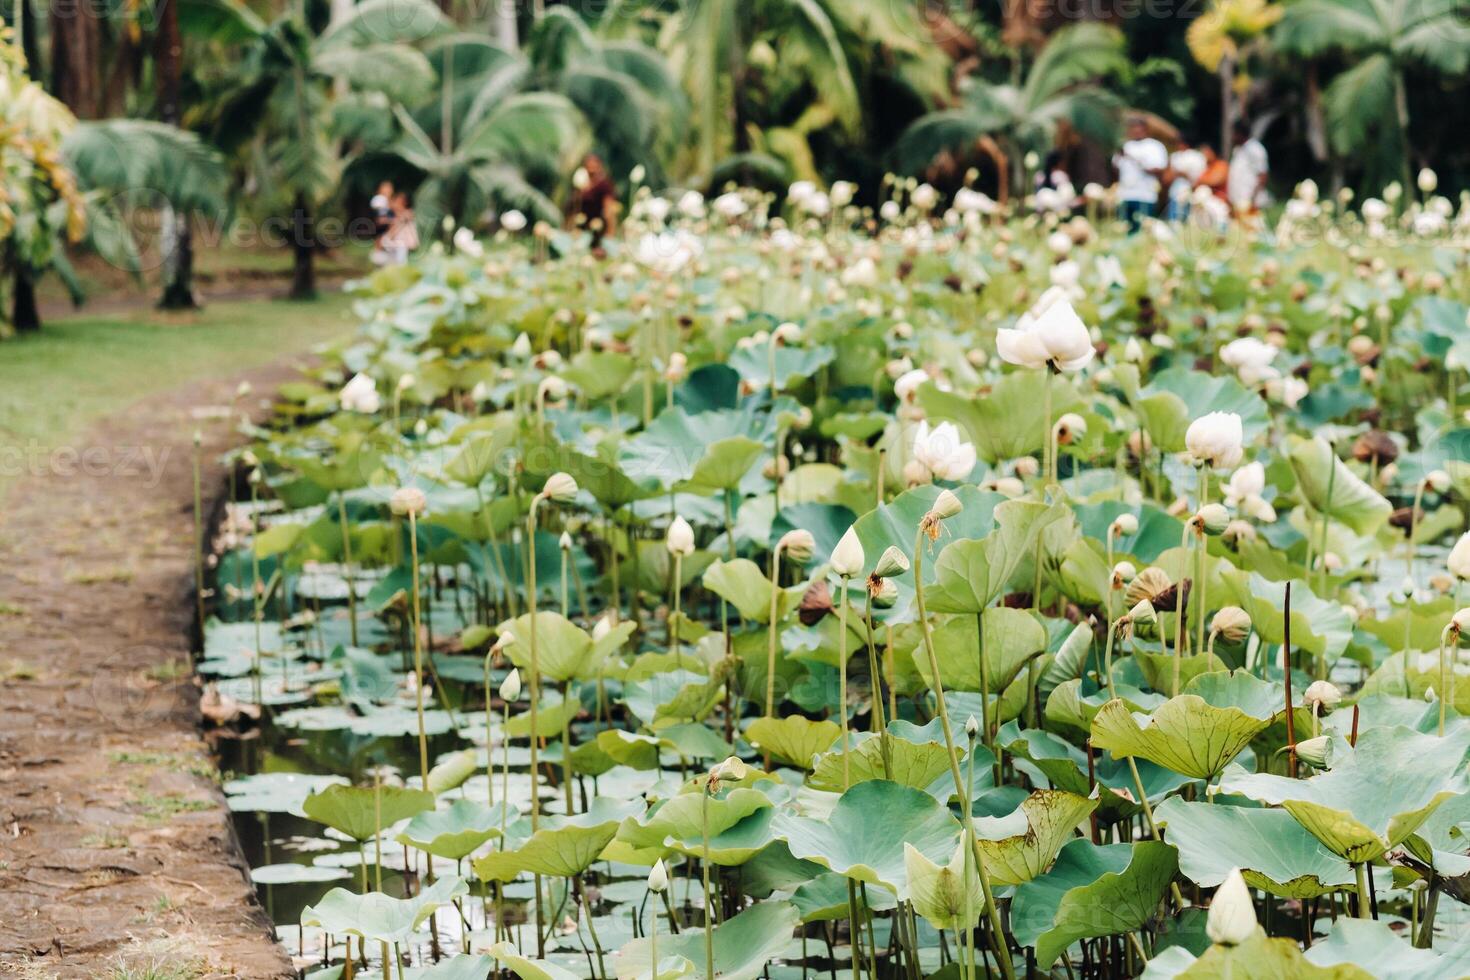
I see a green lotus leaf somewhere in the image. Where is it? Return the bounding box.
[808,730,956,794]
[503,695,579,739]
[560,349,637,401]
[403,954,494,979]
[924,500,1069,613]
[915,370,1083,463]
[302,784,435,842]
[613,900,800,980]
[1219,727,1470,862]
[224,772,349,815]
[727,344,837,390]
[251,863,351,885]
[998,722,1191,819]
[1154,798,1353,899]
[772,779,960,897]
[300,875,468,944]
[912,607,1047,694]
[1045,678,1163,738]
[790,871,899,922]
[1038,622,1095,703]
[1090,671,1282,780]
[396,799,502,861]
[443,430,515,487]
[616,787,774,864]
[1141,931,1374,979]
[497,611,634,683]
[489,940,583,980]
[905,837,985,931]
[1010,839,1177,969]
[425,749,479,795]
[1219,571,1354,667]
[472,796,644,882]
[619,406,775,492]
[1303,918,1460,979]
[1071,503,1186,565]
[1133,652,1228,695]
[849,485,1005,622]
[1286,435,1392,536]
[742,715,841,769]
[973,790,1097,886]
[701,559,802,624]
[595,729,661,770]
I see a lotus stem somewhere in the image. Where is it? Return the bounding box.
[862,593,894,777]
[1041,367,1054,489]
[702,787,715,980]
[483,654,495,808]
[250,473,264,707]
[408,511,429,787]
[912,524,1014,980]
[1439,622,1458,736]
[764,539,786,719]
[672,553,683,655]
[192,433,205,650]
[1355,862,1374,919]
[1404,479,1428,656]
[839,575,851,788]
[527,495,546,956]
[1195,467,1208,658]
[338,492,358,646]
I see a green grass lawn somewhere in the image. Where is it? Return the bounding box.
[0,294,355,499]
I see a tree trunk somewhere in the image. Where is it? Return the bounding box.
[154,0,198,310]
[1393,67,1413,191]
[50,0,102,117]
[12,268,41,333]
[1218,54,1236,152]
[1304,62,1328,163]
[491,0,518,50]
[290,193,317,301]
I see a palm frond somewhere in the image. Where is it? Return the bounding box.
[1023,22,1127,108]
[890,108,1001,174]
[318,0,451,48]
[1321,51,1396,155]
[311,43,435,103]
[63,120,230,221]
[526,6,598,75]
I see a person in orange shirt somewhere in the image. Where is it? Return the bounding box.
[1196,144,1230,201]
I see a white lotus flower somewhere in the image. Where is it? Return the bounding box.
[788,181,817,205]
[640,196,672,224]
[666,516,695,557]
[830,527,865,578]
[635,230,703,274]
[677,190,705,218]
[1419,169,1438,194]
[339,373,381,414]
[1206,868,1257,945]
[954,187,995,214]
[911,183,939,210]
[1264,376,1309,408]
[452,226,483,258]
[830,181,856,207]
[646,860,670,893]
[841,256,879,288]
[500,210,527,232]
[879,200,902,222]
[1361,198,1391,223]
[712,192,748,219]
[1046,230,1073,256]
[911,420,977,482]
[1449,531,1470,580]
[894,368,933,404]
[1185,412,1245,469]
[1220,337,1278,385]
[996,290,1094,372]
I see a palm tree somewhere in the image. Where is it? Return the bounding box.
[193,0,444,298]
[1275,0,1470,189]
[891,23,1127,200]
[1185,0,1282,149]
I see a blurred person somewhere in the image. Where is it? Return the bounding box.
[1166,141,1207,222]
[1113,116,1168,232]
[369,181,395,266]
[380,191,418,265]
[1196,144,1230,202]
[1228,121,1269,217]
[568,154,619,250]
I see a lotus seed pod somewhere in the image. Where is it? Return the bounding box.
[1195,503,1230,535]
[541,472,579,503]
[871,578,900,608]
[1210,606,1252,643]
[1111,513,1139,536]
[1127,599,1158,626]
[929,489,963,520]
[873,546,911,579]
[390,486,428,517]
[779,529,817,565]
[1302,680,1342,712]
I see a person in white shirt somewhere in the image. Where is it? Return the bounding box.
[1228,120,1269,216]
[1112,116,1168,232]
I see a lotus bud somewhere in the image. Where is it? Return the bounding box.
[537,376,568,403]
[903,459,931,487]
[1112,561,1137,586]
[1014,456,1040,480]
[1210,606,1252,643]
[1055,413,1087,445]
[990,477,1025,498]
[540,472,579,504]
[873,546,910,579]
[1302,680,1342,713]
[929,489,963,520]
[778,529,817,565]
[664,352,689,384]
[871,578,899,608]
[1127,599,1157,626]
[499,668,522,702]
[1111,513,1139,536]
[1206,868,1257,946]
[772,322,802,346]
[1195,503,1231,535]
[1453,607,1470,633]
[1223,520,1257,545]
[1294,735,1332,769]
[763,455,791,481]
[1426,685,1437,703]
[390,486,428,517]
[647,860,670,894]
[965,715,980,739]
[557,531,573,552]
[511,333,533,358]
[666,516,696,557]
[1427,469,1452,493]
[830,527,865,578]
[1449,532,1470,580]
[1185,411,1245,469]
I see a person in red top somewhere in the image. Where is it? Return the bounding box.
[568,154,619,250]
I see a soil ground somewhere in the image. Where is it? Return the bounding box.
[0,282,356,977]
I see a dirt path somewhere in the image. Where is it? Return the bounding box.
[0,364,303,978]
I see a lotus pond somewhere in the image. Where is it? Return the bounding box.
[208,186,1470,980]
